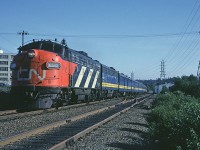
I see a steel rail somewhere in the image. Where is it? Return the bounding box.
[0,94,151,149]
[49,97,149,150]
[0,95,146,119]
[0,98,128,147]
[0,99,109,120]
[0,110,16,116]
[0,95,148,118]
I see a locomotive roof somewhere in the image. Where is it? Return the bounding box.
[18,39,92,59]
[18,39,100,65]
[102,64,117,71]
[18,39,68,51]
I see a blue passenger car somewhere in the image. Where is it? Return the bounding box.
[101,64,118,98]
[119,73,132,96]
[136,81,147,93]
[119,73,147,96]
[132,80,138,93]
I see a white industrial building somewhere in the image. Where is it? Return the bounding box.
[154,82,174,94]
[0,50,16,85]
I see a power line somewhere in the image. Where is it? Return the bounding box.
[0,35,18,47]
[168,39,200,76]
[0,33,17,35]
[0,31,198,38]
[26,31,200,38]
[168,34,200,72]
[164,0,200,63]
[0,45,15,53]
[167,23,200,75]
[162,0,200,78]
[167,16,200,66]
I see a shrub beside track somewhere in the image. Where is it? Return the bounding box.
[148,92,200,150]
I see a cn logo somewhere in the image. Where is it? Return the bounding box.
[17,69,46,81]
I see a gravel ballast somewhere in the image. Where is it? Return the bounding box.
[68,98,154,150]
[0,98,122,140]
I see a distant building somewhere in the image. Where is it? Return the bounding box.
[154,82,174,94]
[0,50,16,85]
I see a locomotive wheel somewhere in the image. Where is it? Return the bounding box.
[85,95,91,103]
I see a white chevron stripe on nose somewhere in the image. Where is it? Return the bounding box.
[84,69,94,88]
[92,71,99,88]
[74,66,86,87]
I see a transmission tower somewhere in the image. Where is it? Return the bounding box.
[160,59,166,80]
[18,30,29,46]
[197,61,200,80]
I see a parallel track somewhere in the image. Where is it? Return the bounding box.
[0,95,145,120]
[0,95,151,150]
[0,99,110,121]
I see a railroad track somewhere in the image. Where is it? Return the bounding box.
[0,96,139,140]
[0,99,111,121]
[0,95,147,117]
[0,95,146,120]
[0,94,151,150]
[0,101,105,117]
[0,110,16,116]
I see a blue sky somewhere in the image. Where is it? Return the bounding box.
[0,0,200,80]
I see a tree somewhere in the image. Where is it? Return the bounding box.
[171,75,200,98]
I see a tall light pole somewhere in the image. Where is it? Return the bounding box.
[18,31,29,46]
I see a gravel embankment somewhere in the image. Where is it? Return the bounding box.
[0,98,122,140]
[68,98,154,150]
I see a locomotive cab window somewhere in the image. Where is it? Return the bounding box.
[53,44,63,56]
[41,42,63,57]
[40,42,53,51]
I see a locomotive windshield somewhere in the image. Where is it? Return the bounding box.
[19,41,64,56]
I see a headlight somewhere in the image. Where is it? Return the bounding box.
[27,50,35,58]
[10,63,16,70]
[46,62,61,69]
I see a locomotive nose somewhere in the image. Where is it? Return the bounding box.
[27,49,36,58]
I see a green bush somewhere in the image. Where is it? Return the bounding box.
[148,92,200,150]
[171,75,200,98]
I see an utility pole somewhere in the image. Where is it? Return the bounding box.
[160,59,166,80]
[18,31,29,46]
[197,60,200,80]
[131,71,134,92]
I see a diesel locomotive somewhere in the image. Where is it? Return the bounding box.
[10,39,147,109]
